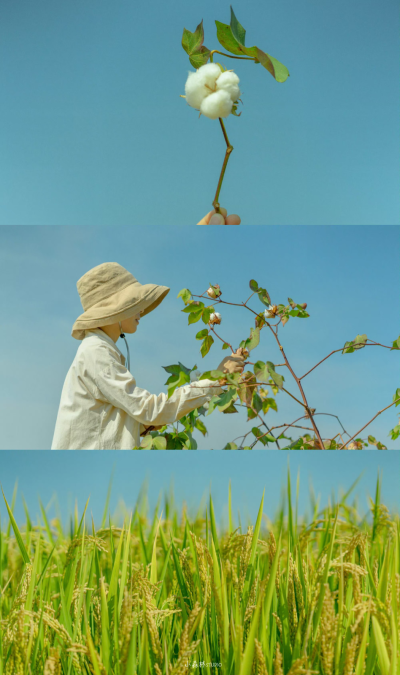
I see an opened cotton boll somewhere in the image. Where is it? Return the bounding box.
[184,63,241,119]
[264,305,278,319]
[216,71,241,102]
[200,90,232,119]
[185,63,222,110]
[209,312,222,325]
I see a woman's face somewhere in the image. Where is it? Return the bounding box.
[121,311,142,334]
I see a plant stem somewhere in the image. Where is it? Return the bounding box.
[210,325,234,353]
[210,50,256,62]
[338,398,400,449]
[299,341,392,380]
[213,119,233,213]
[264,325,325,449]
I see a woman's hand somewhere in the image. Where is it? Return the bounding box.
[217,349,245,376]
[197,208,241,225]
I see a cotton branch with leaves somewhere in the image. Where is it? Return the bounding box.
[137,281,400,450]
[181,7,289,216]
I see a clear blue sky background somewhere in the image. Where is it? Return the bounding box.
[0,452,399,529]
[0,225,399,449]
[0,0,399,226]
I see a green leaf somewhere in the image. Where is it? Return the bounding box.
[206,395,222,416]
[393,388,400,406]
[237,371,258,406]
[199,369,224,380]
[251,391,263,414]
[177,288,192,305]
[181,301,204,313]
[163,362,191,376]
[215,10,289,82]
[200,335,214,357]
[215,20,244,56]
[254,313,266,330]
[266,361,284,389]
[226,371,242,386]
[165,368,191,397]
[221,402,239,414]
[182,20,211,69]
[254,47,290,83]
[251,427,277,445]
[372,616,390,675]
[390,336,400,350]
[246,327,260,352]
[202,306,214,325]
[254,360,269,382]
[140,434,153,449]
[249,279,259,292]
[288,309,309,318]
[230,6,246,46]
[216,388,238,411]
[2,488,30,564]
[251,427,268,446]
[262,397,278,414]
[342,334,367,354]
[188,308,203,325]
[222,342,230,350]
[195,419,208,436]
[354,334,368,348]
[224,442,238,449]
[389,423,400,440]
[257,287,272,307]
[152,436,167,450]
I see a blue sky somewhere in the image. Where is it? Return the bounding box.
[0,451,399,528]
[0,224,399,449]
[0,0,399,225]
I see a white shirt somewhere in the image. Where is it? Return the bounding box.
[51,329,222,449]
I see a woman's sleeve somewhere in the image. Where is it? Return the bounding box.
[95,358,223,426]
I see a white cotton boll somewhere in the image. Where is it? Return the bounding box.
[209,312,222,325]
[200,90,233,119]
[185,71,208,110]
[198,62,223,87]
[185,63,222,110]
[216,71,241,102]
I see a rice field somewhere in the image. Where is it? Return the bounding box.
[0,475,398,675]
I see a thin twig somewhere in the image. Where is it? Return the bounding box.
[299,341,392,380]
[209,325,234,353]
[338,398,400,449]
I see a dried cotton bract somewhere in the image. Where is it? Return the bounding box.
[264,305,278,319]
[185,63,241,119]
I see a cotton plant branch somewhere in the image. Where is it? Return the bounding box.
[151,280,400,451]
[192,285,325,446]
[181,8,289,215]
[338,397,400,450]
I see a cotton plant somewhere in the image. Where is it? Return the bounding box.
[139,281,400,449]
[181,7,289,217]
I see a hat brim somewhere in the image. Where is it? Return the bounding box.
[71,282,170,340]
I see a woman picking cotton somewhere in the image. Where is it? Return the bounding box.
[51,263,245,450]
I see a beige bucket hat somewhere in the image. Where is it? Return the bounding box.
[72,262,170,340]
